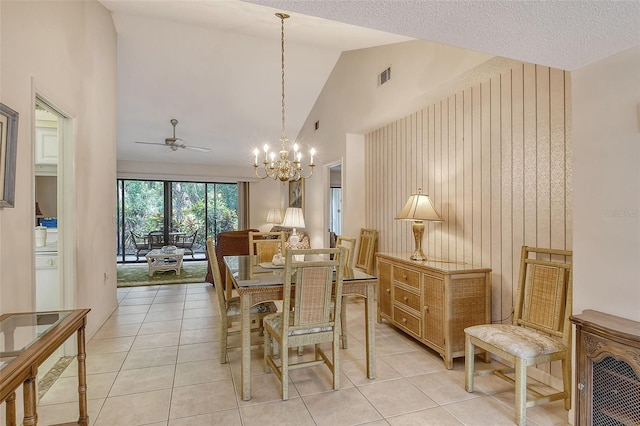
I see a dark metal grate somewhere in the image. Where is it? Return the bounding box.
[593,356,640,425]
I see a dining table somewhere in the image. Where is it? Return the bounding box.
[224,254,378,401]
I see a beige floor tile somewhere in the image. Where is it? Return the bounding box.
[109,365,175,396]
[442,395,517,425]
[174,359,232,387]
[341,356,402,386]
[148,301,184,312]
[179,327,218,345]
[358,377,437,417]
[37,397,104,426]
[169,380,237,419]
[374,332,419,355]
[128,285,160,293]
[145,309,184,322]
[302,387,383,426]
[62,351,127,377]
[182,307,215,318]
[240,397,315,426]
[112,304,151,315]
[132,331,181,351]
[122,346,179,370]
[154,294,187,304]
[119,296,155,306]
[237,371,299,405]
[184,299,213,309]
[288,363,354,397]
[181,316,216,330]
[169,409,241,425]
[87,336,135,355]
[185,292,213,301]
[491,390,570,426]
[387,406,464,425]
[177,341,219,363]
[409,371,479,405]
[138,319,183,335]
[94,389,171,425]
[105,312,146,324]
[40,372,117,404]
[380,350,446,377]
[93,322,142,339]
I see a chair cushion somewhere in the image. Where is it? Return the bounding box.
[465,324,566,358]
[226,297,277,316]
[263,313,333,336]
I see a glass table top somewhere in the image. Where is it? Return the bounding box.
[0,311,72,370]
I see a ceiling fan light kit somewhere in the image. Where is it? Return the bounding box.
[253,12,315,183]
[135,119,210,153]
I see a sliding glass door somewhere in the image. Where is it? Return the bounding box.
[116,179,238,262]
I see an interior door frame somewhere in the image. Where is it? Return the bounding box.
[323,158,343,248]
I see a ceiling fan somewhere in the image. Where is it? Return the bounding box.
[135,119,210,152]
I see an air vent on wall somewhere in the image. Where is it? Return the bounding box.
[379,67,391,86]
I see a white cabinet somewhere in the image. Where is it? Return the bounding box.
[35,252,60,311]
[35,127,58,165]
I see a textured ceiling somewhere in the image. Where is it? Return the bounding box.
[103,0,640,168]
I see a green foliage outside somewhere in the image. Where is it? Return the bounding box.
[118,180,238,258]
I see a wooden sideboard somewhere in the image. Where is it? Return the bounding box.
[376,253,491,369]
[570,310,640,426]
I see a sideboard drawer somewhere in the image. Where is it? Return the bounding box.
[393,266,420,290]
[393,306,421,337]
[394,286,420,312]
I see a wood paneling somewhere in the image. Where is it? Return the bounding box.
[365,63,571,322]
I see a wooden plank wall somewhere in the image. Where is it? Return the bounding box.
[365,63,572,323]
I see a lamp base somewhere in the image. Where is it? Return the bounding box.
[410,221,428,262]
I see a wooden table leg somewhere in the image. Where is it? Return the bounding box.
[241,293,252,401]
[5,391,16,426]
[365,283,376,379]
[23,375,37,426]
[77,324,89,425]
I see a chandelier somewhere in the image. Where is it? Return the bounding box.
[253,13,315,182]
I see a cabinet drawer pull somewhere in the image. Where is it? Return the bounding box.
[424,306,429,313]
[401,317,407,324]
[403,296,409,302]
[403,274,408,281]
[386,289,391,294]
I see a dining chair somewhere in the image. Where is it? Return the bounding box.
[464,246,573,426]
[207,229,258,291]
[130,231,150,260]
[174,230,197,258]
[206,237,278,364]
[355,228,377,275]
[335,235,356,348]
[248,231,286,266]
[263,247,347,400]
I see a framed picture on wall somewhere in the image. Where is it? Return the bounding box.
[289,179,304,211]
[0,102,19,208]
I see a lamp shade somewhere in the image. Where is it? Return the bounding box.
[282,207,305,229]
[395,191,443,222]
[266,208,283,224]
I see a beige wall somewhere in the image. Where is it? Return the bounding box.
[296,39,497,246]
[367,63,572,323]
[572,45,640,322]
[0,0,117,335]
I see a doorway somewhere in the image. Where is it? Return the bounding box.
[326,161,342,246]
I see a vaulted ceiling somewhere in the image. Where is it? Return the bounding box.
[100,0,640,168]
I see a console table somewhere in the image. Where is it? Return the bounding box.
[376,253,491,369]
[0,309,90,426]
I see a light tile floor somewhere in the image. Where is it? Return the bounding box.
[36,282,571,425]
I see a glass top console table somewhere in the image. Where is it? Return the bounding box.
[0,309,91,426]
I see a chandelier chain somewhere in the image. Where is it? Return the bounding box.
[280,14,286,143]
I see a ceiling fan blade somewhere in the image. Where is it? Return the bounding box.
[135,141,167,146]
[183,145,210,152]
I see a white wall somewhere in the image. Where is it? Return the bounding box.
[295,39,496,243]
[0,0,117,336]
[572,46,640,321]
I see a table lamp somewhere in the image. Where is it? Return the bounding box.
[395,188,443,261]
[266,208,283,224]
[282,207,305,248]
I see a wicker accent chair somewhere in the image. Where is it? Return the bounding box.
[174,230,197,258]
[335,235,356,349]
[464,246,573,426]
[248,231,286,265]
[130,231,150,261]
[206,237,278,364]
[355,228,377,275]
[263,247,347,400]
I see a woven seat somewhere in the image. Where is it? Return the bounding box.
[263,247,346,400]
[464,246,573,426]
[206,237,277,364]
